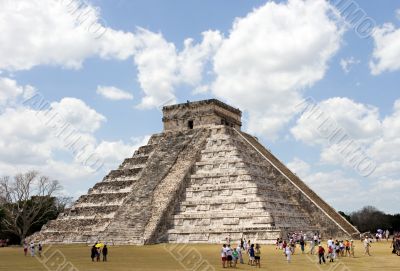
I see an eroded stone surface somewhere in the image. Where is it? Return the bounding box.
[32,99,359,245]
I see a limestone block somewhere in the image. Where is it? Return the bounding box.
[223,218,240,225]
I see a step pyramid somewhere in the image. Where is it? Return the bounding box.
[33,99,359,244]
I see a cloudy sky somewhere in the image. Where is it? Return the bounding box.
[1,0,399,214]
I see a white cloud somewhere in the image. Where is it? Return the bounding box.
[291,97,382,175]
[291,97,382,145]
[135,29,222,109]
[289,98,400,212]
[286,158,364,211]
[96,86,134,101]
[0,0,137,71]
[0,77,36,106]
[94,136,150,167]
[340,57,360,73]
[50,97,106,133]
[192,84,210,94]
[0,78,147,196]
[212,0,344,139]
[370,23,400,75]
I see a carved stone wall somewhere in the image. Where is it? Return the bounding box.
[162,99,242,131]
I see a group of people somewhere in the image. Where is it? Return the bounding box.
[90,243,108,262]
[220,238,261,268]
[23,241,42,257]
[374,229,390,242]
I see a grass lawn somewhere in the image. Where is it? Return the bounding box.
[0,240,398,270]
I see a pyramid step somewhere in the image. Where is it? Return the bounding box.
[75,192,129,206]
[237,130,359,236]
[66,205,119,217]
[119,156,149,169]
[134,144,156,156]
[106,168,142,180]
[91,180,136,193]
[43,217,112,232]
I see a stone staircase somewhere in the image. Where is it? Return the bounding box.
[167,126,285,244]
[236,129,359,237]
[34,133,163,243]
[100,128,209,244]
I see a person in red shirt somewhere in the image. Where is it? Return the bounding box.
[318,245,326,264]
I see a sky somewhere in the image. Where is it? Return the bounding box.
[0,0,399,214]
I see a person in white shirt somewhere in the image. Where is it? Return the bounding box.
[327,238,333,249]
[285,246,292,263]
[30,242,35,257]
[221,244,227,268]
[364,237,371,256]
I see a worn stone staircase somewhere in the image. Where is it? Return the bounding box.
[236,129,359,237]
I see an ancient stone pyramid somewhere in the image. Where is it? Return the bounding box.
[35,99,359,244]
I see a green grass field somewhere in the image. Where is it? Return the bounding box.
[0,241,398,270]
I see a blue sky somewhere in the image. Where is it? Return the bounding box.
[1,0,400,214]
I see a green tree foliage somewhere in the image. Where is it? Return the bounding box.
[339,206,400,234]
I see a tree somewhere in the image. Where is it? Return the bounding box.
[0,171,64,243]
[338,211,353,225]
[350,206,390,233]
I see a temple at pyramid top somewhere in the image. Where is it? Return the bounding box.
[162,99,242,131]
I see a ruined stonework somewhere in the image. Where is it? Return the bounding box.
[33,99,359,244]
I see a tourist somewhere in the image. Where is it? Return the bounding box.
[285,245,291,263]
[237,242,244,264]
[299,237,305,254]
[345,240,350,257]
[327,237,333,249]
[232,248,238,268]
[339,240,345,256]
[395,234,400,255]
[96,247,101,262]
[350,240,355,257]
[282,240,287,255]
[102,245,108,262]
[254,244,261,268]
[30,241,35,257]
[38,242,43,258]
[91,245,96,262]
[364,237,371,256]
[318,245,326,264]
[310,238,315,255]
[391,237,396,254]
[248,244,255,266]
[221,244,227,268]
[23,241,28,256]
[328,245,334,262]
[226,244,233,267]
[290,238,296,255]
[226,234,231,246]
[335,240,340,258]
[240,238,244,250]
[246,240,251,264]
